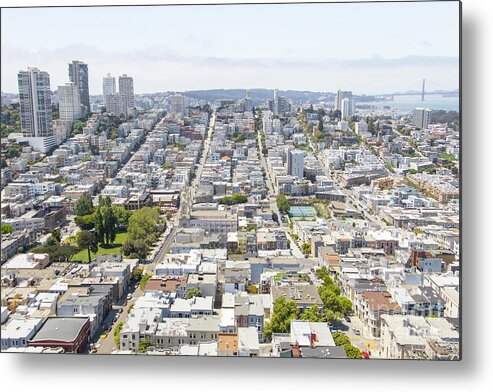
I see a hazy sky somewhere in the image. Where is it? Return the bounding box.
[1,2,460,94]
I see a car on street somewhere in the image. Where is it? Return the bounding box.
[354,329,361,335]
[345,316,351,322]
[127,293,132,300]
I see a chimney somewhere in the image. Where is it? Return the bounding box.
[310,332,317,348]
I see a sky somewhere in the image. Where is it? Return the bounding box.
[1,1,460,95]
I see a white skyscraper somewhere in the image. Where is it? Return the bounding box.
[103,73,116,108]
[17,67,56,152]
[118,74,135,117]
[58,82,82,122]
[413,108,431,129]
[334,90,353,111]
[341,98,355,121]
[288,149,304,178]
[18,67,53,137]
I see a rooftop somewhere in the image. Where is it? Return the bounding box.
[30,317,89,343]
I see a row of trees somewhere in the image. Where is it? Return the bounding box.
[332,332,362,359]
[276,194,290,214]
[316,267,353,319]
[218,193,248,205]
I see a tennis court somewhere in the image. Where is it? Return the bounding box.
[289,205,317,220]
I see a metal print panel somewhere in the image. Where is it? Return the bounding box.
[0,1,461,360]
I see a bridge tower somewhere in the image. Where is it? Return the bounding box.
[421,78,426,101]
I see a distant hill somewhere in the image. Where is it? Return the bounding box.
[183,89,333,104]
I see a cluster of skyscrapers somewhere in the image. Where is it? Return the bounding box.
[16,61,134,153]
[334,89,354,121]
[102,73,135,118]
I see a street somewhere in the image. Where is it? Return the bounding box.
[94,285,144,354]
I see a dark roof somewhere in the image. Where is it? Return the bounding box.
[300,346,348,359]
[30,317,89,343]
[93,254,122,263]
[446,317,460,330]
[420,287,442,303]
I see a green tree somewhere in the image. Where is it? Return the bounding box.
[276,194,290,214]
[31,244,78,262]
[94,208,105,244]
[343,343,362,359]
[186,287,203,299]
[300,304,323,322]
[139,272,152,290]
[113,206,132,230]
[76,230,98,263]
[332,332,351,346]
[44,235,59,247]
[114,322,123,347]
[102,205,117,244]
[51,229,61,243]
[246,285,258,294]
[264,296,299,340]
[335,296,353,316]
[219,193,248,205]
[74,194,94,216]
[124,207,163,258]
[71,119,86,135]
[133,267,144,282]
[301,242,312,255]
[1,223,13,235]
[74,214,95,230]
[137,338,152,353]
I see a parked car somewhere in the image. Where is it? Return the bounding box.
[345,316,351,322]
[354,329,361,335]
[127,293,132,300]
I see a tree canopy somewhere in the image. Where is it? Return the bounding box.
[219,193,248,205]
[74,194,94,216]
[1,224,13,235]
[124,207,163,259]
[276,194,290,215]
[186,287,203,299]
[264,296,299,340]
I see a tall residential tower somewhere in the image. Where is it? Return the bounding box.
[68,60,89,109]
[18,67,53,138]
[58,82,82,122]
[17,67,56,152]
[118,74,135,117]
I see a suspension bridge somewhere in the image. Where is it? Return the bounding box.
[375,79,458,101]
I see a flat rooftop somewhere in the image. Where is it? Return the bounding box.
[30,317,89,343]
